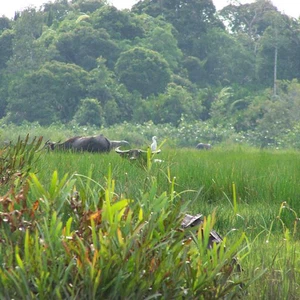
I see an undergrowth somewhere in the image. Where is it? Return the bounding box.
[0,135,299,298]
[0,136,250,298]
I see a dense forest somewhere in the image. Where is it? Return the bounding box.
[1,0,300,148]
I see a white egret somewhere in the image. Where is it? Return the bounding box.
[151,136,157,152]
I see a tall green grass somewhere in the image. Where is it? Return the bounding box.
[0,140,248,298]
[33,147,300,226]
[0,135,299,298]
[23,145,299,244]
[36,145,300,299]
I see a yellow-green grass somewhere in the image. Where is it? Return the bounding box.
[35,147,300,227]
[1,141,299,298]
[36,148,300,298]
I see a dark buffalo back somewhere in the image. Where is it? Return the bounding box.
[196,143,212,150]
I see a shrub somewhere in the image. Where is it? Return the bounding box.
[73,98,105,126]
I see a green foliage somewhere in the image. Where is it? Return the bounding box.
[283,122,300,148]
[134,84,200,126]
[143,25,183,70]
[0,0,300,293]
[72,0,104,14]
[0,29,14,70]
[91,5,145,40]
[133,0,223,57]
[1,135,300,298]
[85,57,117,108]
[183,55,207,85]
[0,134,43,192]
[0,141,248,298]
[115,47,171,97]
[56,24,120,70]
[0,1,300,149]
[235,80,300,147]
[43,0,72,25]
[203,27,255,85]
[238,201,300,298]
[219,0,278,39]
[209,87,234,126]
[5,8,46,76]
[5,61,89,125]
[73,98,104,126]
[0,16,11,32]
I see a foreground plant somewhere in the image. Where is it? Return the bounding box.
[0,163,247,298]
[0,134,42,189]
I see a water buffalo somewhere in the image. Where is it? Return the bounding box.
[196,143,212,150]
[115,147,161,160]
[44,135,129,153]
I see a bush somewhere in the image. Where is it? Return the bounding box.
[73,98,105,126]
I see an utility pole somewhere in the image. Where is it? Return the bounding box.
[273,44,278,97]
[273,23,278,97]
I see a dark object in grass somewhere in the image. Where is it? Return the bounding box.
[196,143,212,150]
[115,147,161,160]
[182,213,244,280]
[43,135,129,153]
[181,213,223,249]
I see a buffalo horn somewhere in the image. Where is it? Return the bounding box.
[115,146,130,154]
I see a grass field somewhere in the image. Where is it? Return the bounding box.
[35,146,300,231]
[0,134,299,298]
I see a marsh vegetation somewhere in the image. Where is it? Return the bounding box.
[0,128,299,298]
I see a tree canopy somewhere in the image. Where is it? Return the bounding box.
[1,0,300,147]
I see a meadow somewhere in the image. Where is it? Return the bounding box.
[0,129,299,299]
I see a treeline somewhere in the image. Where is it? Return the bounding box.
[1,0,300,148]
